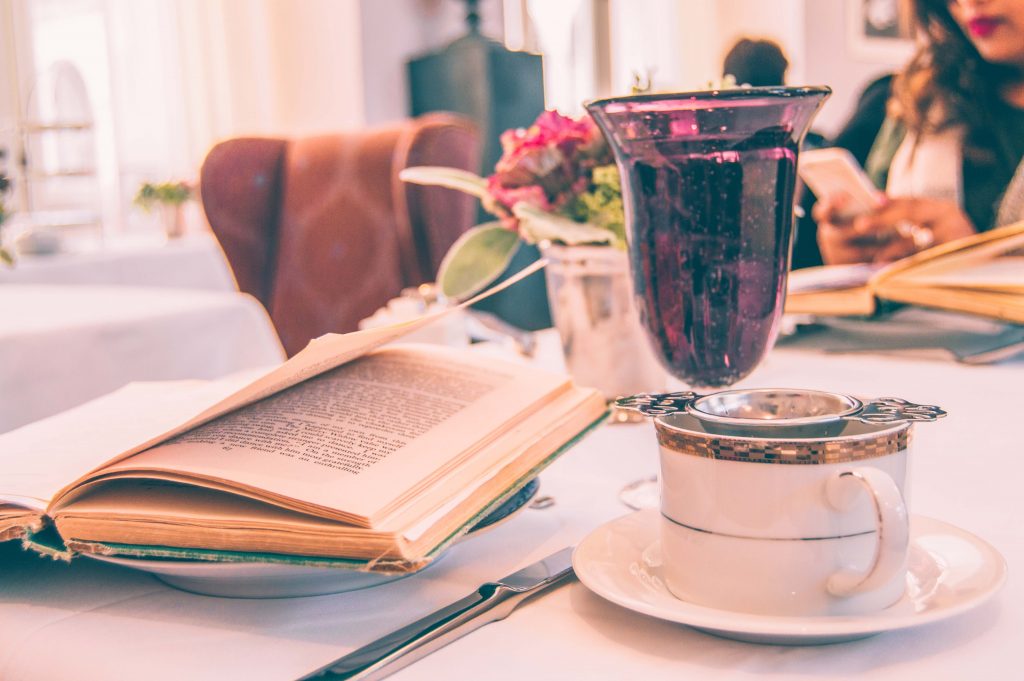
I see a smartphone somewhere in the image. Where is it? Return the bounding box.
[798,147,883,220]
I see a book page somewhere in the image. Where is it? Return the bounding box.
[787,264,883,293]
[166,258,551,446]
[0,373,260,508]
[52,386,605,562]
[42,261,547,507]
[89,345,569,527]
[1,506,45,542]
[877,286,1024,324]
[784,265,878,317]
[391,386,605,539]
[895,256,1024,291]
[57,480,368,534]
[874,220,1024,287]
[52,480,399,559]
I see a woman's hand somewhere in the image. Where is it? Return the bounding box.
[814,195,977,265]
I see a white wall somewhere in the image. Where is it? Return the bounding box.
[263,0,366,136]
[0,0,26,200]
[108,0,192,195]
[604,0,910,136]
[2,0,918,236]
[800,0,911,136]
[176,0,365,160]
[5,0,366,222]
[176,0,909,144]
[606,0,804,94]
[609,0,718,93]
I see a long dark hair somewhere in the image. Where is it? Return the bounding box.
[893,0,1020,168]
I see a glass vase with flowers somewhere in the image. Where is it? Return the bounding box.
[401,110,665,400]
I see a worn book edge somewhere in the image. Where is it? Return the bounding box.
[21,410,610,573]
[37,258,550,511]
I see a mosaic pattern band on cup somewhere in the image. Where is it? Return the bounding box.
[655,423,911,465]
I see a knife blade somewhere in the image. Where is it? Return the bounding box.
[297,547,576,681]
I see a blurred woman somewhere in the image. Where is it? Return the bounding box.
[815,0,1024,264]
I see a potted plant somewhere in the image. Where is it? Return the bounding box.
[0,171,13,265]
[134,180,194,239]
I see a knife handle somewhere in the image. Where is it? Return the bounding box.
[298,583,527,681]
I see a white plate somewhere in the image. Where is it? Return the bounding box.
[87,553,413,598]
[85,480,539,599]
[573,510,1006,645]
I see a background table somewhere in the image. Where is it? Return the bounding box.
[0,329,1018,680]
[0,233,237,291]
[0,284,284,433]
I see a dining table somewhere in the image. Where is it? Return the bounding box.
[0,322,1018,680]
[0,232,238,292]
[0,283,284,433]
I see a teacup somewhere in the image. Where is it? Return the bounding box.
[618,388,944,617]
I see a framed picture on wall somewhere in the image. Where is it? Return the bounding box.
[846,0,916,62]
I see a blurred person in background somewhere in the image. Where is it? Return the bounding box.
[814,0,1024,265]
[723,37,790,88]
[791,73,894,268]
[722,37,829,149]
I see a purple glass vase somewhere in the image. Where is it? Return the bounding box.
[587,87,830,388]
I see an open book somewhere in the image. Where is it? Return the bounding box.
[786,221,1024,323]
[0,295,606,573]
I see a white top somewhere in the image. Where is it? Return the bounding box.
[0,233,238,291]
[0,284,284,433]
[0,327,1018,680]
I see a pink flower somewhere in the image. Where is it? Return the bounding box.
[486,178,553,212]
[486,110,611,227]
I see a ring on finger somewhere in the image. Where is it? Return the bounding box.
[895,220,935,251]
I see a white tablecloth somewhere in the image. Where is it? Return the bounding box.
[0,284,284,433]
[0,330,1018,680]
[0,233,237,291]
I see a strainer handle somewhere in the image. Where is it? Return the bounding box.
[614,391,702,417]
[850,397,946,423]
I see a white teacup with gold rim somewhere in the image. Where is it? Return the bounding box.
[617,388,946,617]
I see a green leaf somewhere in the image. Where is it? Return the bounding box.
[437,223,522,301]
[398,166,491,203]
[512,203,617,246]
[133,181,192,210]
[436,223,524,301]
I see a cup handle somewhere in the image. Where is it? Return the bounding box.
[824,467,909,596]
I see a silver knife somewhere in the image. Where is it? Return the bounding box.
[297,547,576,681]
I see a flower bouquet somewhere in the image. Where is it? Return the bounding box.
[402,110,665,398]
[400,110,626,300]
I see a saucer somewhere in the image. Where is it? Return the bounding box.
[85,479,539,599]
[573,510,1006,645]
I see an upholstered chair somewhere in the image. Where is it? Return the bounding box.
[200,113,481,355]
